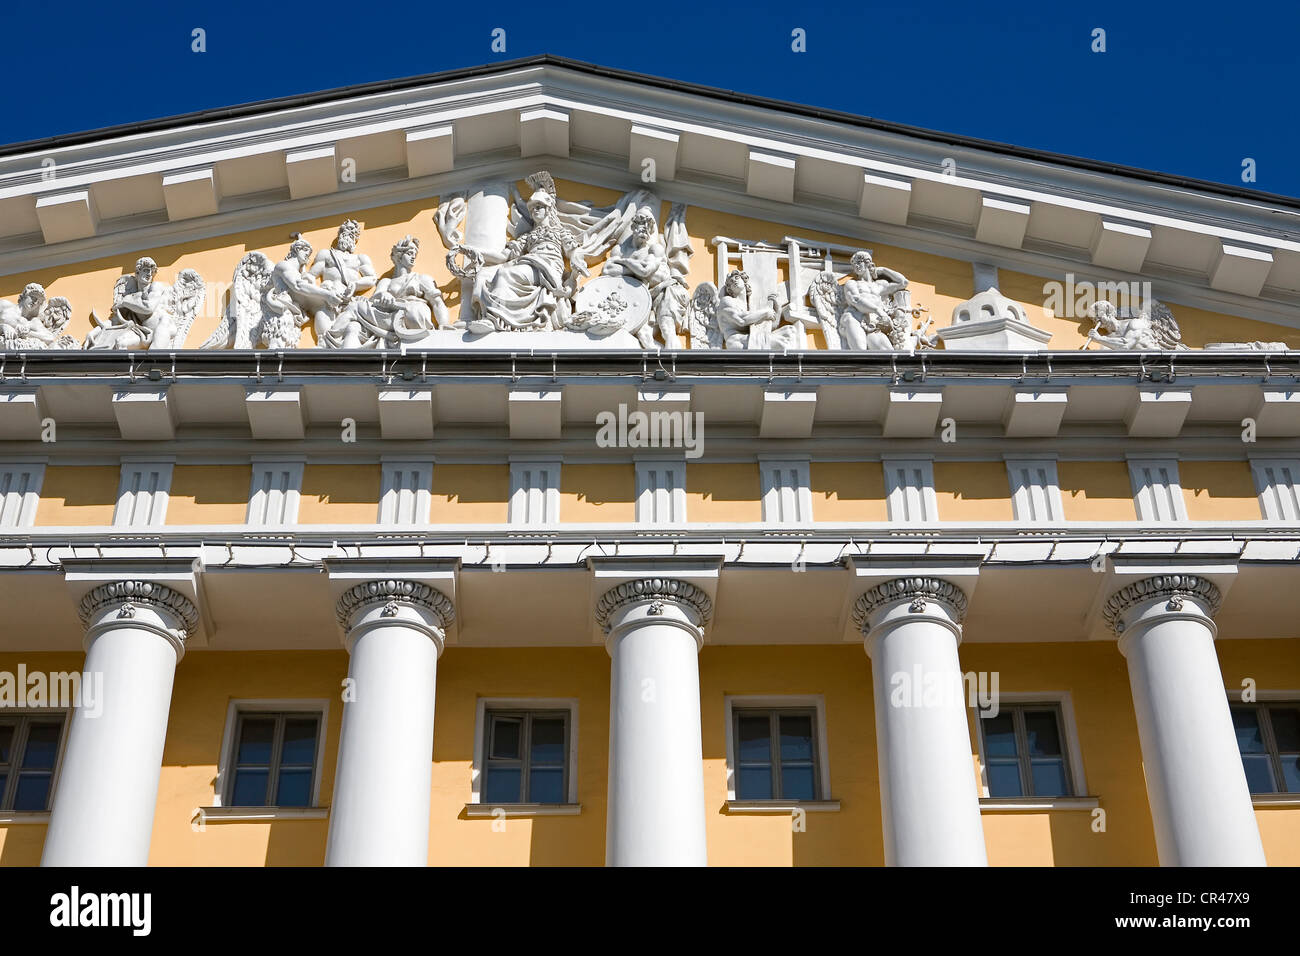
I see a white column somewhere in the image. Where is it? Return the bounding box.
[42,581,195,866]
[854,577,987,866]
[1105,574,1266,866]
[325,580,454,867]
[597,578,711,867]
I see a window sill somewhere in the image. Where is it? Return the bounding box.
[724,800,841,814]
[0,811,51,825]
[198,806,329,822]
[1251,793,1300,808]
[979,796,1099,812]
[463,803,581,818]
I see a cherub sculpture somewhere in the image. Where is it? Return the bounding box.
[0,284,78,349]
[806,250,934,351]
[1086,299,1184,350]
[84,257,205,350]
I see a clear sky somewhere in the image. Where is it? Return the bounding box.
[4,0,1296,198]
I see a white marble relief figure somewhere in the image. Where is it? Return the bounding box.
[1087,299,1184,350]
[711,269,809,350]
[0,284,79,349]
[309,219,377,348]
[347,235,453,347]
[600,205,690,349]
[805,249,934,350]
[84,257,205,350]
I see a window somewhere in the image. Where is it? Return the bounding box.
[883,458,937,522]
[635,459,686,524]
[759,459,812,523]
[731,708,821,801]
[379,459,432,524]
[481,710,570,805]
[0,714,65,812]
[0,463,44,528]
[113,460,172,527]
[978,705,1074,798]
[1006,459,1064,522]
[1232,702,1300,794]
[224,712,321,808]
[246,459,304,525]
[1128,458,1187,521]
[1250,459,1300,521]
[508,460,560,524]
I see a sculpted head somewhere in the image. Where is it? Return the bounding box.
[336,219,361,252]
[723,269,751,303]
[526,190,556,225]
[1091,300,1118,328]
[43,296,71,332]
[391,235,420,269]
[17,282,46,317]
[630,209,656,244]
[288,238,313,264]
[135,257,158,285]
[850,250,876,279]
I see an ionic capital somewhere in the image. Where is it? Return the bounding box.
[594,577,714,634]
[335,579,456,632]
[77,579,199,638]
[851,576,969,634]
[1102,573,1222,635]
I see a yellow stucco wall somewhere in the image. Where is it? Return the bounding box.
[933,461,1016,521]
[1057,461,1139,521]
[559,464,635,523]
[32,466,119,526]
[1180,461,1261,521]
[166,465,252,525]
[297,464,382,524]
[429,464,509,523]
[686,463,762,522]
[809,462,889,522]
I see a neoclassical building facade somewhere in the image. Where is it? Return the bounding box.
[0,57,1297,866]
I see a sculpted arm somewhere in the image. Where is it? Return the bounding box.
[352,254,377,294]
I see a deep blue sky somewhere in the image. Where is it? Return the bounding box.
[4,0,1297,198]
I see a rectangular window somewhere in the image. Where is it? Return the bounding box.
[1006,459,1064,522]
[508,460,560,524]
[245,459,304,526]
[379,460,433,524]
[635,459,686,524]
[1231,702,1300,794]
[1250,459,1300,521]
[113,461,173,527]
[0,463,44,528]
[759,459,812,523]
[1128,458,1187,521]
[979,705,1074,798]
[883,458,937,522]
[481,710,570,805]
[225,712,321,808]
[0,714,65,812]
[731,708,821,801]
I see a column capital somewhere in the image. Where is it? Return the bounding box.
[852,576,969,634]
[1102,573,1222,636]
[335,579,456,632]
[595,577,714,634]
[77,580,198,655]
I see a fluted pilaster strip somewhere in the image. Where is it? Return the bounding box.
[851,576,969,632]
[335,579,455,630]
[595,577,713,632]
[77,580,199,636]
[1102,574,1222,634]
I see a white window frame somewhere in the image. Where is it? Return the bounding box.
[972,691,1088,803]
[245,458,304,526]
[212,699,330,809]
[882,457,938,522]
[113,459,173,527]
[1005,458,1064,522]
[508,459,561,525]
[469,697,579,806]
[378,458,433,525]
[759,458,813,524]
[722,694,832,803]
[1127,457,1187,522]
[1250,458,1300,521]
[0,461,45,528]
[635,457,687,524]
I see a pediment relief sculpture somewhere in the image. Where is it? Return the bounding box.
[84,257,205,351]
[1084,299,1185,351]
[0,283,79,350]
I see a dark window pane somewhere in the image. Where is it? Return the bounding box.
[779,715,813,761]
[275,768,312,807]
[489,718,521,760]
[484,766,521,804]
[236,718,275,765]
[737,765,772,800]
[20,722,62,770]
[781,764,816,800]
[279,718,318,766]
[1268,707,1300,753]
[530,719,565,765]
[231,767,269,806]
[529,766,564,804]
[1030,759,1069,797]
[982,713,1018,758]
[987,759,1023,797]
[0,723,13,764]
[1241,754,1276,794]
[1232,708,1267,753]
[13,772,52,812]
[1281,755,1300,794]
[737,716,771,763]
[1023,711,1063,757]
[0,773,6,801]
